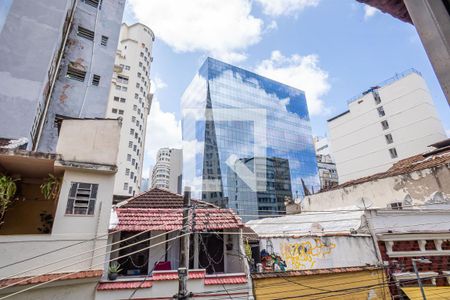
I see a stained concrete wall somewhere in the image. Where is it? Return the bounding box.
[0,0,72,144]
[302,163,450,211]
[56,119,121,166]
[38,0,125,152]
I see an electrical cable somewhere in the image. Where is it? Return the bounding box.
[0,232,190,300]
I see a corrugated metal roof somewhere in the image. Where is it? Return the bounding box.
[247,209,364,237]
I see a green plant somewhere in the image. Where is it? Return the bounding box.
[40,174,61,201]
[108,262,122,273]
[37,210,54,234]
[0,175,17,224]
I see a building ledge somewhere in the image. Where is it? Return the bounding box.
[55,160,117,174]
[251,266,381,279]
[0,270,103,288]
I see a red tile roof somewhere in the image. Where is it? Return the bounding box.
[97,280,153,290]
[113,188,243,231]
[0,270,103,288]
[118,188,216,209]
[204,274,248,285]
[151,270,206,281]
[251,266,381,279]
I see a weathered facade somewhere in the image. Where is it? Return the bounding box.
[0,0,125,151]
[0,119,120,299]
[303,139,450,211]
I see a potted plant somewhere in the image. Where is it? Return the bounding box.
[108,262,122,280]
[0,175,17,226]
[40,174,61,202]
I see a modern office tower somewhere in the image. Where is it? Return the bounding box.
[182,57,319,219]
[228,157,292,222]
[106,23,155,198]
[151,148,183,194]
[328,69,446,184]
[0,0,125,151]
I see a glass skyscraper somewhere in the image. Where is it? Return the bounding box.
[182,57,319,221]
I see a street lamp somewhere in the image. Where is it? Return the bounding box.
[411,258,432,300]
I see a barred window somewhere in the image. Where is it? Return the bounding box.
[66,182,98,215]
[77,26,94,41]
[101,35,108,46]
[66,66,86,82]
[92,74,100,86]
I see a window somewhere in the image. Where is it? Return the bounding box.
[130,172,134,179]
[385,134,393,144]
[133,105,137,111]
[101,35,108,46]
[389,148,398,159]
[123,183,128,190]
[117,75,128,84]
[377,106,385,117]
[125,65,131,70]
[132,158,136,165]
[137,72,141,78]
[66,182,98,215]
[390,202,402,210]
[130,129,135,135]
[132,116,136,122]
[135,93,139,99]
[83,0,100,8]
[66,66,86,82]
[373,91,381,104]
[121,86,127,91]
[133,145,137,151]
[140,52,144,57]
[113,96,119,102]
[127,154,131,161]
[77,26,94,41]
[120,98,126,103]
[115,85,121,90]
[111,108,117,113]
[381,120,389,130]
[136,83,140,88]
[128,186,133,194]
[92,74,100,86]
[139,62,143,67]
[128,141,133,148]
[118,110,124,115]
[125,168,130,176]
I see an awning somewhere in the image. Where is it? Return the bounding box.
[402,287,450,299]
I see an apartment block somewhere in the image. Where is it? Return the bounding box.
[328,69,446,183]
[106,23,155,198]
[0,0,125,151]
[151,148,182,194]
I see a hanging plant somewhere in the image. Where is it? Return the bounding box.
[0,175,18,225]
[40,174,61,202]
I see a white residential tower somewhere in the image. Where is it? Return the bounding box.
[328,69,446,184]
[106,23,155,199]
[151,148,183,194]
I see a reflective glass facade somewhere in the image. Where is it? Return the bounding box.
[182,58,319,221]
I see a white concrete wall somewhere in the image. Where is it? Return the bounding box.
[260,236,378,270]
[56,119,121,166]
[328,72,446,183]
[0,280,98,300]
[106,23,154,197]
[302,164,450,211]
[0,168,115,278]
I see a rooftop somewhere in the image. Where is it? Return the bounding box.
[356,0,412,24]
[322,139,450,192]
[111,188,244,231]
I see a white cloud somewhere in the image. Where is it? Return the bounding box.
[128,0,263,63]
[153,76,167,90]
[255,0,319,17]
[144,97,182,166]
[255,50,330,115]
[364,5,379,20]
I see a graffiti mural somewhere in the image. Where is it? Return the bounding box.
[279,238,336,269]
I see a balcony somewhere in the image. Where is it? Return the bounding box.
[0,149,62,235]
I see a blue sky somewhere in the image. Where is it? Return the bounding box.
[124,0,450,177]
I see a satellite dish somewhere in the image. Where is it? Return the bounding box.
[355,198,373,209]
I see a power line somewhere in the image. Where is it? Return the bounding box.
[0,232,190,300]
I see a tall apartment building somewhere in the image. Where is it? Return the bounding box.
[328,69,446,184]
[182,58,319,220]
[106,23,155,198]
[0,0,125,151]
[151,148,183,194]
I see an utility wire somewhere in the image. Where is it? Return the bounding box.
[0,232,190,300]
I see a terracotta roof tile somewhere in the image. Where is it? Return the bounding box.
[97,280,152,290]
[322,146,450,192]
[251,266,381,279]
[0,270,103,288]
[204,274,247,285]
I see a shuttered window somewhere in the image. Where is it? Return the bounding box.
[66,182,98,215]
[66,66,86,82]
[77,26,94,41]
